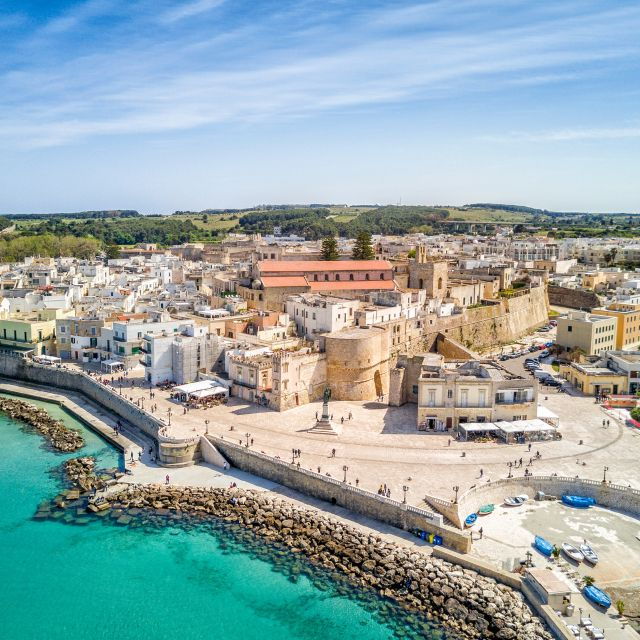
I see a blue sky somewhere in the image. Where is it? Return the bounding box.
[1,0,639,213]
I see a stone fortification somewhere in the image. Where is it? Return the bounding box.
[548,285,601,311]
[0,396,84,451]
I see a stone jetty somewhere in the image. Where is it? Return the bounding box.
[0,397,84,451]
[101,483,551,640]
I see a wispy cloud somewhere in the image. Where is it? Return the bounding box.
[1,0,640,147]
[159,0,226,24]
[482,127,640,142]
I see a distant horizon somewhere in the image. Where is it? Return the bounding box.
[3,202,640,217]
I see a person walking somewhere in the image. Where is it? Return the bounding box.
[341,416,344,424]
[165,474,170,485]
[331,448,336,458]
[479,527,483,539]
[479,468,483,478]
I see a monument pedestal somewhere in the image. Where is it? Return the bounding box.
[309,400,341,435]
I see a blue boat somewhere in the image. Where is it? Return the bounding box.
[534,535,554,557]
[562,495,596,509]
[584,585,611,609]
[464,513,478,528]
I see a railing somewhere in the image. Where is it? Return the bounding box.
[211,436,444,525]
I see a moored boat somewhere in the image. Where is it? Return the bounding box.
[534,535,553,557]
[562,495,596,509]
[562,542,584,563]
[579,543,598,565]
[477,504,494,515]
[504,494,528,506]
[464,513,478,528]
[583,585,611,609]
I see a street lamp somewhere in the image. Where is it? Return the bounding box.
[205,419,210,434]
[149,381,152,399]
[603,466,609,483]
[342,465,349,483]
[453,485,460,503]
[508,462,513,478]
[245,432,251,447]
[525,550,533,567]
[402,485,409,504]
[167,408,172,426]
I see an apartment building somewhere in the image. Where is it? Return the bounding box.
[0,311,58,356]
[56,317,105,361]
[594,303,640,351]
[555,311,617,356]
[417,355,537,431]
[285,294,359,339]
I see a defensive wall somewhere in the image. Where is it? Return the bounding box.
[548,285,601,311]
[426,286,549,351]
[0,353,199,467]
[455,475,640,524]
[209,435,472,553]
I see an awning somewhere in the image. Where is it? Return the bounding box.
[188,386,229,399]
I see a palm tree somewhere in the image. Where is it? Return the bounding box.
[583,576,595,587]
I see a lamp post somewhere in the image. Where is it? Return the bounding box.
[453,485,460,503]
[205,419,210,434]
[149,381,152,399]
[342,465,349,483]
[402,485,409,504]
[245,432,251,448]
[603,466,609,483]
[508,462,513,478]
[167,408,172,426]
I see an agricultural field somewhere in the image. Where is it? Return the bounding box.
[441,207,535,223]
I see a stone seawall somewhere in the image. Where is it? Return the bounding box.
[100,482,552,640]
[0,354,199,466]
[210,436,472,553]
[456,475,640,523]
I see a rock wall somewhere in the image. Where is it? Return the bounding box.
[548,285,601,311]
[210,435,472,553]
[0,354,199,467]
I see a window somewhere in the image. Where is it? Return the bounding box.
[427,389,435,406]
[567,325,572,332]
[447,389,453,399]
[325,274,329,281]
[380,273,384,280]
[314,274,318,281]
[336,274,340,281]
[60,326,66,333]
[460,389,468,407]
[413,385,419,395]
[349,274,354,281]
[365,273,370,280]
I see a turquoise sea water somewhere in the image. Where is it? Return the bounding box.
[0,395,449,640]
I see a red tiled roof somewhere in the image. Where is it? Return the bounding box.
[258,260,392,273]
[260,276,309,288]
[309,280,396,291]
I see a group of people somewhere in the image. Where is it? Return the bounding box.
[377,484,392,498]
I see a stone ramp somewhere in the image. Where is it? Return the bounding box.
[200,436,230,469]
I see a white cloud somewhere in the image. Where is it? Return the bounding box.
[159,0,226,24]
[483,127,640,142]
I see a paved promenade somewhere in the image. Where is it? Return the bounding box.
[75,364,640,509]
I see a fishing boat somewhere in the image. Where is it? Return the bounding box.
[477,504,495,516]
[561,495,596,509]
[464,513,478,528]
[579,543,598,565]
[504,494,528,506]
[533,535,554,557]
[583,585,611,609]
[562,543,584,563]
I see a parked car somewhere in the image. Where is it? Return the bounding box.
[540,349,550,357]
[528,345,539,352]
[499,355,509,361]
[549,320,557,326]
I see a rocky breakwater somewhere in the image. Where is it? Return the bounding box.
[0,397,84,451]
[108,485,552,640]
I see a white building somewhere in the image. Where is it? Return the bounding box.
[286,294,359,339]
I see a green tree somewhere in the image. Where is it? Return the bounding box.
[105,244,121,259]
[583,576,595,587]
[320,235,339,261]
[407,249,416,259]
[616,600,625,616]
[352,231,375,260]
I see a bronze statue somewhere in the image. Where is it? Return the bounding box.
[323,387,331,403]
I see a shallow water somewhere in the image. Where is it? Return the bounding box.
[0,395,449,640]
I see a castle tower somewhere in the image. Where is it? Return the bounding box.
[409,246,448,299]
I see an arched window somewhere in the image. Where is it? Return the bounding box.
[419,278,424,289]
[336,274,340,281]
[437,276,443,290]
[365,273,370,280]
[380,273,384,280]
[349,273,354,281]
[324,274,329,281]
[314,274,318,281]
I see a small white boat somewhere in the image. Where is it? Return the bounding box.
[504,494,528,506]
[562,542,584,563]
[579,543,598,565]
